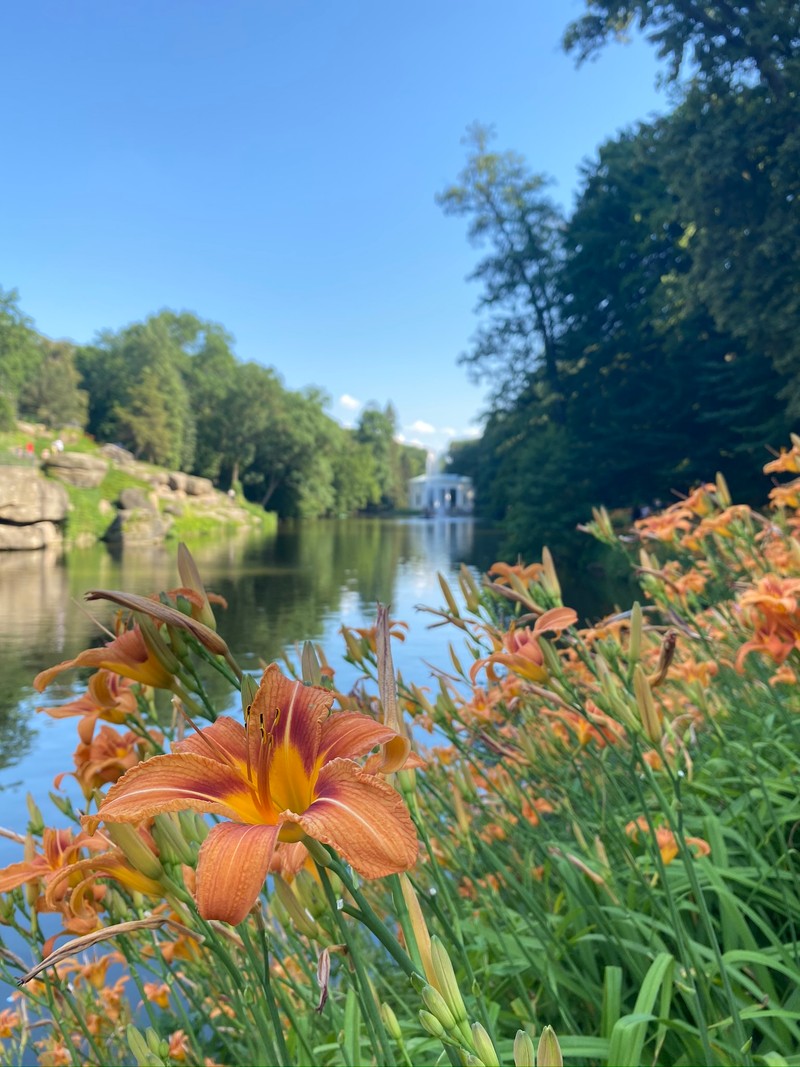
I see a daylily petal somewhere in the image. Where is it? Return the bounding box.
[319,712,398,762]
[195,822,279,924]
[34,628,174,691]
[533,607,578,635]
[0,858,47,893]
[173,716,248,766]
[253,665,332,775]
[83,754,259,834]
[288,759,418,878]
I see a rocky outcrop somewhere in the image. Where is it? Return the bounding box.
[0,521,61,550]
[167,472,215,497]
[0,468,69,525]
[43,451,108,488]
[103,488,172,545]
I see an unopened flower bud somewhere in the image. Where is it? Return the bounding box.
[537,1025,563,1067]
[294,868,326,919]
[458,564,480,612]
[438,573,461,618]
[430,936,468,1027]
[514,1029,535,1067]
[419,1010,446,1040]
[471,1022,499,1066]
[301,642,322,686]
[541,547,562,601]
[177,543,217,631]
[381,1002,402,1042]
[48,791,77,820]
[152,812,196,867]
[25,794,44,836]
[633,665,662,744]
[421,984,457,1033]
[105,823,165,881]
[628,601,642,665]
[341,626,365,664]
[273,874,318,939]
[137,616,181,680]
[715,471,731,508]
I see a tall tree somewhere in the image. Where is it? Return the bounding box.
[437,124,565,413]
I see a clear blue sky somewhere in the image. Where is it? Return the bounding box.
[1,1,667,454]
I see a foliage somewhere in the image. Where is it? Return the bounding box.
[562,0,800,98]
[0,287,42,416]
[436,124,565,411]
[5,444,800,1064]
[18,341,88,431]
[439,2,799,555]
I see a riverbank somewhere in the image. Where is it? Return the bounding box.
[0,424,275,549]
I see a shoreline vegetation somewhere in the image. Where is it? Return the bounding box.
[1,440,800,1064]
[0,423,275,549]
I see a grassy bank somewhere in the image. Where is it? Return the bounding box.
[1,425,276,545]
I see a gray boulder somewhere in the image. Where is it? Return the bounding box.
[44,451,108,488]
[0,468,69,524]
[185,475,215,497]
[0,521,61,550]
[103,509,172,546]
[118,487,154,512]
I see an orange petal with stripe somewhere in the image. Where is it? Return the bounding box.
[195,822,279,924]
[81,754,256,834]
[289,759,418,877]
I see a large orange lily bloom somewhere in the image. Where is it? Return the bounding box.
[84,664,418,924]
[34,626,175,693]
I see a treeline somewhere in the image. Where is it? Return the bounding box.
[442,0,800,553]
[0,300,425,517]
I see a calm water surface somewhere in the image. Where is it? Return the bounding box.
[0,518,504,855]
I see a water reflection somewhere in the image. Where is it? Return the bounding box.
[0,519,503,800]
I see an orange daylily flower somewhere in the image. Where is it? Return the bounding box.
[39,669,139,744]
[0,827,105,900]
[84,664,418,925]
[471,607,577,683]
[735,574,800,669]
[34,625,175,693]
[488,560,544,587]
[769,478,800,511]
[625,816,710,865]
[764,438,800,475]
[57,725,155,798]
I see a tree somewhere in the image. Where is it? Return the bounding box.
[563,0,800,99]
[113,362,187,466]
[437,125,565,412]
[0,288,41,424]
[18,340,88,430]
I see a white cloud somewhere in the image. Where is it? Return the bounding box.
[409,419,436,434]
[464,426,482,439]
[442,427,457,438]
[339,394,361,411]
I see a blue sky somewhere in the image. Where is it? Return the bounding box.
[1,2,667,454]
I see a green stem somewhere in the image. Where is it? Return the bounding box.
[238,920,284,1066]
[317,865,397,1066]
